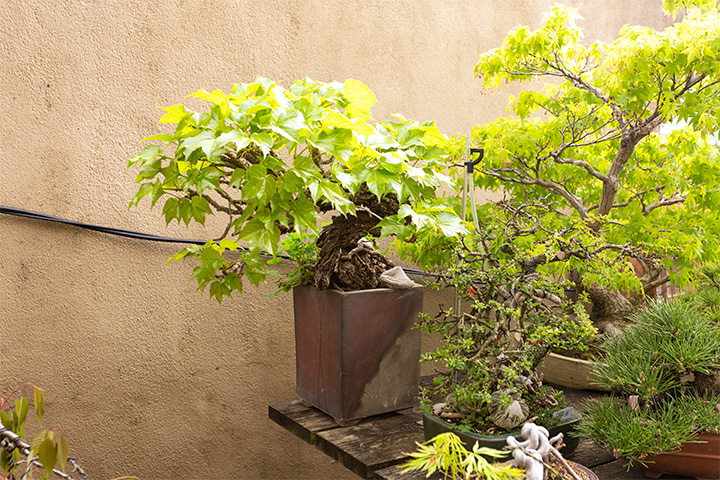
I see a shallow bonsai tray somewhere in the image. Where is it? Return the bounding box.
[422,407,582,457]
[640,432,720,480]
[538,352,610,392]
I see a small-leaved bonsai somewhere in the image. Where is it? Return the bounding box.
[129,77,465,301]
[417,197,598,438]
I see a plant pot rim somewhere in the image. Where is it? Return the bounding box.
[538,352,612,392]
[295,284,423,295]
[546,351,592,364]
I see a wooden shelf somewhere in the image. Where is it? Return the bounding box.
[269,386,696,479]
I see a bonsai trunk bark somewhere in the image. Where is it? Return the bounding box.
[312,187,400,291]
[586,284,635,335]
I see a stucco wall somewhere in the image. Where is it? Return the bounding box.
[1,1,670,479]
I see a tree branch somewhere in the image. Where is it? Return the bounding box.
[482,170,591,220]
[642,194,687,215]
[1,427,89,480]
[551,156,609,183]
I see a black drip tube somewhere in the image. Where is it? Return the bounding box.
[0,206,432,277]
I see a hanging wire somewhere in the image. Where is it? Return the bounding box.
[0,205,435,277]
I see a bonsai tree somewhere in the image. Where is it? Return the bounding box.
[400,432,523,480]
[418,198,597,435]
[401,427,588,480]
[470,0,720,328]
[128,77,466,301]
[577,274,720,467]
[1,385,89,480]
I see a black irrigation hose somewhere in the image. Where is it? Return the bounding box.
[0,205,209,245]
[0,205,433,277]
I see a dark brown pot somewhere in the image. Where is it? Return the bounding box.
[640,432,720,480]
[293,285,423,425]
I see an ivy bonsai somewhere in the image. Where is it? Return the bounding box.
[469,0,720,329]
[577,265,720,469]
[128,77,465,301]
[417,197,597,439]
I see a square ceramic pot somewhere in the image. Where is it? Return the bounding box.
[293,285,423,425]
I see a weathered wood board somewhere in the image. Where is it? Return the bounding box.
[270,383,677,479]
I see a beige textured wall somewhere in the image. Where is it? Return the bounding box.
[1,1,670,479]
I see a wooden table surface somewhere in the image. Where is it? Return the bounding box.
[269,385,697,479]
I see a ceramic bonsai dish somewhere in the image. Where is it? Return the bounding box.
[422,406,583,456]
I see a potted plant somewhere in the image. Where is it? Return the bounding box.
[128,77,467,424]
[577,274,720,479]
[400,427,598,480]
[468,0,720,340]
[461,0,720,396]
[1,384,92,480]
[413,197,598,455]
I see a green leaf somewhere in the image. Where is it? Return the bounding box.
[1,450,10,474]
[289,197,320,234]
[57,437,69,473]
[176,199,190,225]
[190,196,212,225]
[309,128,354,162]
[37,437,57,474]
[270,109,306,143]
[306,179,355,214]
[343,79,377,120]
[162,197,180,225]
[209,279,233,304]
[189,88,229,107]
[243,251,273,286]
[357,168,395,198]
[179,130,213,157]
[251,132,274,156]
[398,204,432,230]
[436,212,468,237]
[219,238,240,251]
[0,411,11,430]
[292,156,322,181]
[242,165,276,202]
[228,167,246,189]
[376,215,408,237]
[15,398,28,432]
[34,387,45,428]
[30,430,47,451]
[141,133,176,143]
[128,145,162,168]
[360,132,400,151]
[179,130,229,162]
[237,218,281,255]
[134,158,162,183]
[158,104,191,124]
[217,130,251,151]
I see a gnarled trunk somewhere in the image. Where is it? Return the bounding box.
[313,212,395,291]
[587,284,635,335]
[312,186,400,291]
